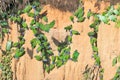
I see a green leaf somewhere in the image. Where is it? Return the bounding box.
[36,46,42,53]
[17,10,23,15]
[16,17,22,23]
[43,42,49,47]
[90,38,97,45]
[90,23,96,28]
[34,55,42,61]
[106,6,114,16]
[45,66,50,73]
[2,28,9,33]
[77,17,85,22]
[77,11,84,18]
[19,39,25,46]
[87,10,92,19]
[94,26,99,32]
[64,25,72,31]
[43,25,52,32]
[74,7,84,17]
[42,16,48,22]
[112,57,117,66]
[32,28,38,34]
[64,54,70,62]
[47,50,53,55]
[56,60,63,68]
[13,42,19,47]
[50,64,55,70]
[31,38,38,48]
[38,20,55,32]
[0,21,8,26]
[48,20,55,28]
[14,48,25,59]
[10,16,17,22]
[30,19,36,26]
[67,35,72,43]
[22,22,28,29]
[70,16,74,22]
[72,30,80,35]
[113,10,119,15]
[93,53,100,66]
[109,15,117,22]
[52,56,56,62]
[92,46,98,52]
[95,56,101,66]
[6,41,12,51]
[72,50,80,61]
[35,11,40,16]
[97,15,109,24]
[23,5,32,13]
[60,47,71,55]
[27,12,35,17]
[74,8,80,17]
[88,32,95,37]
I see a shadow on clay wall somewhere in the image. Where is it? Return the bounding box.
[0,0,79,13]
[1,0,120,13]
[40,0,80,12]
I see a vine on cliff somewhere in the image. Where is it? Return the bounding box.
[0,1,80,79]
[86,5,120,80]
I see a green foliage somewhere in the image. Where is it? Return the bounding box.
[93,53,101,66]
[56,60,63,68]
[112,56,120,66]
[36,20,55,32]
[70,16,74,23]
[72,50,80,62]
[97,15,109,24]
[0,41,13,80]
[29,12,80,72]
[28,12,35,17]
[109,15,117,22]
[34,55,42,61]
[0,21,8,27]
[87,5,120,80]
[1,28,9,34]
[23,5,32,13]
[3,0,120,79]
[71,30,80,35]
[87,9,93,19]
[14,48,25,59]
[97,6,120,24]
[112,67,120,80]
[92,46,98,52]
[88,32,96,37]
[67,35,72,43]
[112,57,117,66]
[22,21,28,29]
[74,7,85,22]
[42,16,48,22]
[0,54,13,80]
[6,41,12,51]
[64,25,72,31]
[31,38,39,48]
